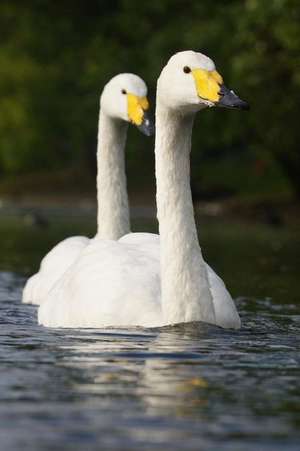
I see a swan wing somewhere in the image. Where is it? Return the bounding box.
[38,238,162,328]
[205,264,241,329]
[22,236,89,305]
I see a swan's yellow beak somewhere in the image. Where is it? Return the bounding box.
[127,94,154,136]
[192,68,249,110]
[191,69,223,102]
[127,94,149,126]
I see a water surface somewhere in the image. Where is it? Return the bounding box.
[0,215,299,450]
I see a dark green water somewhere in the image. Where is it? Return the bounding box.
[0,214,299,450]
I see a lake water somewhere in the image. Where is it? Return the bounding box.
[0,213,299,450]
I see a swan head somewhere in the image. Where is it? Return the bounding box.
[158,51,249,113]
[101,73,154,136]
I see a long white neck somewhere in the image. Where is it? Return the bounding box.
[96,110,130,240]
[155,101,216,325]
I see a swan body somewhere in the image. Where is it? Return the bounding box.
[38,232,239,328]
[38,51,247,329]
[23,73,152,305]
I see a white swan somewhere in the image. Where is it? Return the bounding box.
[22,73,152,305]
[38,51,248,329]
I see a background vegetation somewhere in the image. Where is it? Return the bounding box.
[0,0,299,202]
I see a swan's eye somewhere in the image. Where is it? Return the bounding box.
[183,66,191,74]
[121,89,127,95]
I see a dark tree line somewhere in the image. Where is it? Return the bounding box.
[0,0,300,197]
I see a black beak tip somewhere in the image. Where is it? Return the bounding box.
[218,85,250,111]
[137,114,155,136]
[239,100,250,111]
[146,126,155,137]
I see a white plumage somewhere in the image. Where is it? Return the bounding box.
[38,51,243,329]
[38,233,239,328]
[22,236,89,305]
[22,73,150,305]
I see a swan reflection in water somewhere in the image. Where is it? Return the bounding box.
[56,324,217,417]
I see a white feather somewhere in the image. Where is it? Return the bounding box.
[38,51,241,329]
[22,73,148,305]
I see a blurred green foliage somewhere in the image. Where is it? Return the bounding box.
[0,0,299,197]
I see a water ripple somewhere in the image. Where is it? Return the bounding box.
[0,271,300,451]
